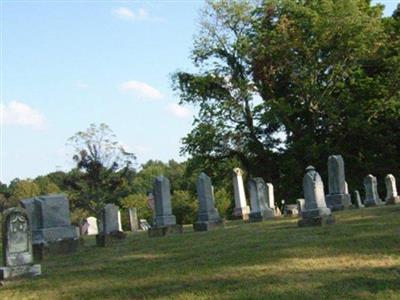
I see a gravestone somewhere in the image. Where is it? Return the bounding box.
[326,155,352,210]
[284,204,299,216]
[96,204,125,247]
[248,178,275,222]
[297,199,305,213]
[20,195,79,260]
[298,166,334,227]
[232,168,250,220]
[0,208,41,280]
[363,175,382,207]
[118,211,122,232]
[139,219,151,231]
[128,208,139,231]
[194,173,224,231]
[266,183,280,216]
[354,190,364,208]
[385,174,400,205]
[148,176,182,237]
[84,217,98,235]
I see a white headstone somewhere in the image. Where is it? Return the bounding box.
[232,168,250,220]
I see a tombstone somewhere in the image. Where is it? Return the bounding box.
[232,168,250,220]
[148,176,182,237]
[85,217,98,235]
[385,174,400,205]
[128,208,139,231]
[20,194,79,259]
[248,178,275,222]
[325,155,352,210]
[194,173,224,231]
[363,175,382,207]
[298,166,334,227]
[96,204,125,247]
[139,219,151,231]
[297,199,305,213]
[117,211,123,231]
[354,190,364,208]
[0,208,41,280]
[284,204,299,216]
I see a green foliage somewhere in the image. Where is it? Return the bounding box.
[172,190,198,225]
[8,179,40,207]
[121,194,153,222]
[34,176,61,195]
[214,187,233,218]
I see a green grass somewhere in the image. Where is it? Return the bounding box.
[1,206,400,299]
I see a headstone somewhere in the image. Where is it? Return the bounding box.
[139,219,151,231]
[284,204,299,216]
[193,173,224,231]
[297,199,305,213]
[128,208,139,231]
[20,194,79,259]
[96,204,125,247]
[298,166,334,227]
[232,168,250,220]
[86,217,98,235]
[117,211,122,232]
[354,190,364,208]
[326,155,352,210]
[385,174,400,205]
[363,175,382,207]
[148,176,182,237]
[267,183,275,210]
[248,178,275,222]
[0,208,41,280]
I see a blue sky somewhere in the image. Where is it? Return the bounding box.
[0,0,399,183]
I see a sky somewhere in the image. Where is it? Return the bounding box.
[0,0,399,184]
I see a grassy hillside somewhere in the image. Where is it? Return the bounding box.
[1,206,400,300]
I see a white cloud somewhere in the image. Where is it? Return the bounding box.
[119,80,164,100]
[167,103,192,119]
[0,100,46,129]
[112,7,162,22]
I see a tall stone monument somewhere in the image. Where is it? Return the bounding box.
[363,174,382,207]
[232,168,250,220]
[325,155,352,210]
[385,174,400,205]
[248,178,275,222]
[128,208,139,231]
[298,166,334,227]
[148,176,182,237]
[354,190,364,208]
[20,195,79,259]
[0,208,41,280]
[194,173,223,231]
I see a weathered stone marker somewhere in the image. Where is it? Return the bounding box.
[148,176,182,237]
[248,178,275,222]
[84,217,98,235]
[194,173,224,231]
[363,174,382,207]
[128,208,139,231]
[20,195,79,260]
[232,168,250,220]
[284,204,299,216]
[298,166,334,227]
[326,155,352,210]
[354,190,364,208]
[385,174,400,205]
[297,199,305,213]
[96,204,125,246]
[0,208,41,280]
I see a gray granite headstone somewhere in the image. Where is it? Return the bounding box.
[385,174,400,205]
[0,208,41,280]
[298,166,334,227]
[326,155,352,210]
[354,190,364,208]
[248,178,275,222]
[128,208,139,231]
[100,204,120,234]
[232,168,250,220]
[363,175,382,207]
[193,173,223,231]
[20,195,79,256]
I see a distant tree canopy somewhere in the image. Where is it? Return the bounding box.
[173,0,400,201]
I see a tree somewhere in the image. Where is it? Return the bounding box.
[8,179,40,207]
[66,123,136,215]
[34,176,61,195]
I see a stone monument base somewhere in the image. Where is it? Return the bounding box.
[232,206,250,220]
[284,205,299,217]
[0,264,41,280]
[33,238,79,261]
[249,209,275,222]
[148,225,183,237]
[386,196,400,205]
[95,231,126,247]
[364,200,383,207]
[298,214,335,227]
[193,219,224,232]
[326,194,352,211]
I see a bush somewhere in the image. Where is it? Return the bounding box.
[121,194,153,222]
[172,190,198,225]
[214,187,233,219]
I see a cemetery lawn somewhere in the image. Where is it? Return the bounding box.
[1,206,400,300]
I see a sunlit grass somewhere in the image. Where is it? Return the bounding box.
[1,205,400,299]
